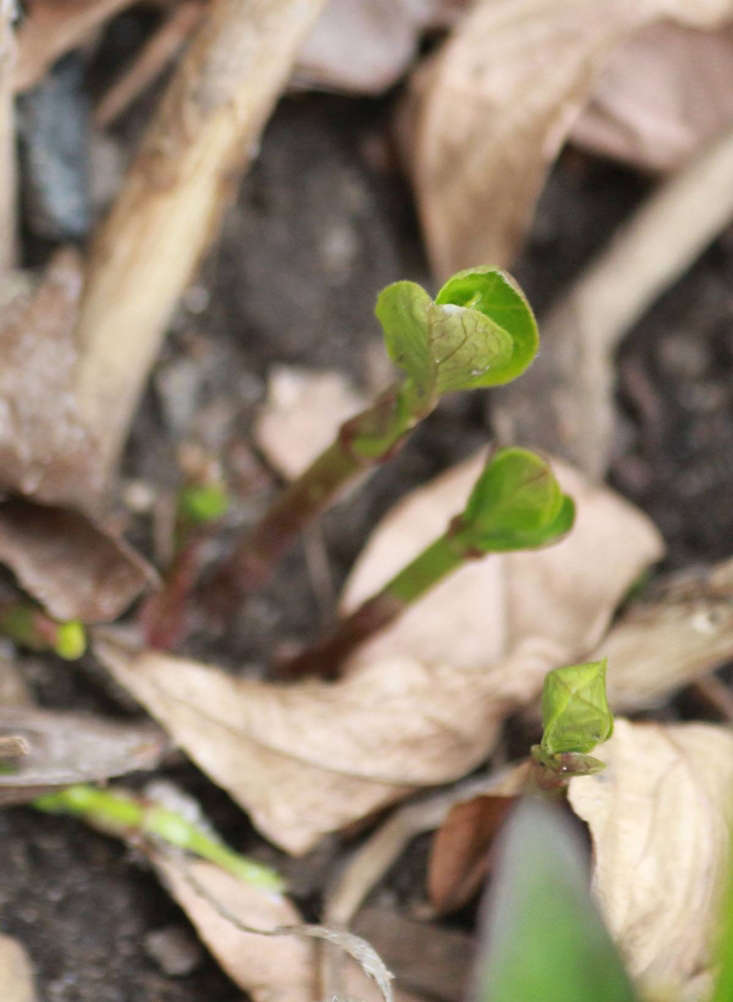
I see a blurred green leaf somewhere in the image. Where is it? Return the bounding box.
[712,828,733,1002]
[457,448,574,552]
[375,268,538,409]
[541,659,614,757]
[473,798,638,1002]
[178,483,228,525]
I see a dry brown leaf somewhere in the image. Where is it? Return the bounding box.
[13,0,139,92]
[0,706,167,804]
[568,718,733,1000]
[404,0,733,277]
[254,366,367,479]
[153,855,316,1002]
[352,907,473,1002]
[427,794,516,914]
[571,21,733,172]
[0,935,37,1002]
[0,249,103,509]
[295,0,464,94]
[0,250,155,619]
[600,557,733,712]
[95,453,661,854]
[0,500,155,622]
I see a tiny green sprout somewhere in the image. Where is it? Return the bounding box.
[453,447,575,553]
[212,267,539,603]
[177,483,228,525]
[35,784,285,892]
[532,659,614,777]
[282,448,573,678]
[54,620,87,661]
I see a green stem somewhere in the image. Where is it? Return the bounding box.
[0,601,86,660]
[34,785,285,892]
[280,530,469,679]
[210,385,421,606]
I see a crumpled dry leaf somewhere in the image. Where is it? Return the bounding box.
[255,366,367,479]
[153,855,315,1002]
[568,718,733,1000]
[427,794,516,914]
[295,0,464,94]
[0,706,167,804]
[0,500,155,622]
[13,0,139,92]
[0,249,102,508]
[600,556,733,712]
[0,934,37,1002]
[0,250,155,620]
[95,453,661,854]
[404,0,733,277]
[571,21,733,172]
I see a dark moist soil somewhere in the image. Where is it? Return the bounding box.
[4,28,733,1002]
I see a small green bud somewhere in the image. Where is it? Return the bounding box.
[178,484,228,525]
[540,659,614,758]
[457,448,574,552]
[54,620,86,660]
[375,267,538,408]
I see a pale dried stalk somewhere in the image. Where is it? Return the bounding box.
[0,2,16,271]
[493,123,733,478]
[13,0,136,92]
[95,1,204,128]
[74,0,328,477]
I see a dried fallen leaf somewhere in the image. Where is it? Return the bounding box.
[295,0,464,94]
[568,718,733,1000]
[0,250,155,619]
[0,706,167,804]
[0,500,155,623]
[404,0,733,277]
[427,794,516,914]
[0,935,37,1002]
[95,453,661,854]
[153,855,316,1002]
[571,21,733,172]
[0,249,102,508]
[600,557,733,712]
[255,366,367,479]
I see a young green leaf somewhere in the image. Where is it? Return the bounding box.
[178,483,228,525]
[376,267,538,408]
[472,798,639,1002]
[540,659,614,758]
[455,447,574,552]
[712,827,733,1002]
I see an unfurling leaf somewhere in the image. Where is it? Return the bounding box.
[473,798,638,1002]
[455,448,574,553]
[376,267,538,410]
[540,659,614,758]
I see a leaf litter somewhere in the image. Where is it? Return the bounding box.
[95,451,662,854]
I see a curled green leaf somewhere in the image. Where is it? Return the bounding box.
[375,267,538,410]
[540,659,614,758]
[455,447,574,553]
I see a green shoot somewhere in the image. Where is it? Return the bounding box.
[211,267,538,604]
[177,482,229,527]
[281,448,573,678]
[712,825,733,1002]
[531,659,614,781]
[473,797,639,1002]
[0,601,86,660]
[34,784,285,892]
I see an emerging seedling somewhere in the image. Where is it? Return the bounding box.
[0,600,86,660]
[35,784,284,891]
[531,658,614,783]
[212,267,539,604]
[282,447,574,678]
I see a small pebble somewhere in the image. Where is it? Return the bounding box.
[143,925,202,978]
